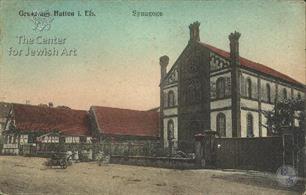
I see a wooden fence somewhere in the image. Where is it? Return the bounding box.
[214,137,283,172]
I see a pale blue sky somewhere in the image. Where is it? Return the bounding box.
[0,0,305,110]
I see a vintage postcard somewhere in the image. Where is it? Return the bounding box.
[0,0,305,194]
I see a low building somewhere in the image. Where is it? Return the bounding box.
[89,106,160,143]
[2,103,92,154]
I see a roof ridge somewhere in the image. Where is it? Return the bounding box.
[91,105,156,113]
[198,42,304,86]
[12,103,86,112]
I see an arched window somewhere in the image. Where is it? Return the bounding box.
[247,113,254,137]
[246,78,252,98]
[168,90,175,107]
[282,88,287,99]
[216,77,225,98]
[266,83,271,103]
[216,113,226,137]
[297,93,301,99]
[167,120,174,141]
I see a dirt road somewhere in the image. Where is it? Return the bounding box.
[0,156,301,195]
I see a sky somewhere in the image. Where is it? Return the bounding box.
[0,0,305,110]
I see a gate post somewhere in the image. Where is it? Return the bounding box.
[203,130,218,168]
[194,130,218,168]
[194,133,205,168]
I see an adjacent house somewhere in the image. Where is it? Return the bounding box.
[89,106,159,143]
[2,103,92,154]
[2,104,160,154]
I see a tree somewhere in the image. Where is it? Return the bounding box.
[263,98,305,136]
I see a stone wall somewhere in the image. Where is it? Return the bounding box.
[110,155,196,169]
[16,141,162,158]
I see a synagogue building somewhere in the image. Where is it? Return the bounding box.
[159,22,305,151]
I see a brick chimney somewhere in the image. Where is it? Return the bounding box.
[189,21,200,42]
[48,102,54,108]
[229,31,241,138]
[160,55,169,81]
[229,31,241,65]
[159,55,169,149]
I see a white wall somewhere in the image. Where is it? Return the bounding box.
[241,98,258,110]
[65,136,80,143]
[163,108,177,116]
[261,102,274,111]
[210,110,232,138]
[19,135,28,144]
[86,137,92,143]
[41,136,59,143]
[211,99,231,110]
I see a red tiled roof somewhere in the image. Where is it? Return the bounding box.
[12,104,90,136]
[199,42,303,86]
[91,106,159,137]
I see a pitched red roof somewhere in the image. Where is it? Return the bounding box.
[91,106,159,137]
[11,104,90,136]
[199,42,304,86]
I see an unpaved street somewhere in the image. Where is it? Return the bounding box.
[0,156,301,195]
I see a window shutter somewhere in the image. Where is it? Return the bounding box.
[210,81,216,99]
[225,77,231,96]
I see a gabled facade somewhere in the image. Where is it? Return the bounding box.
[160,22,305,152]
